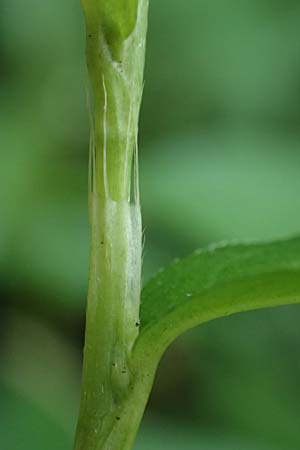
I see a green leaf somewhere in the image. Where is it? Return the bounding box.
[137,236,300,359]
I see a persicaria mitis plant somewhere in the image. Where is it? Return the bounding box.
[73,1,300,449]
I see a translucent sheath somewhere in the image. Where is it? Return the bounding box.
[74,1,149,449]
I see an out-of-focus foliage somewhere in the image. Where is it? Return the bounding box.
[1,0,300,449]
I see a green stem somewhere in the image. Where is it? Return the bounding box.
[74,1,150,449]
[75,350,157,450]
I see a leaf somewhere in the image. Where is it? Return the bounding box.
[137,236,300,359]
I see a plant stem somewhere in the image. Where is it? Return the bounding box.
[74,1,149,449]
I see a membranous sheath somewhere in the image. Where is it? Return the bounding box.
[74,1,149,449]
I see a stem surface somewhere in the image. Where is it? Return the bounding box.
[74,1,150,449]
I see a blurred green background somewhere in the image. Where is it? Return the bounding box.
[1,0,300,449]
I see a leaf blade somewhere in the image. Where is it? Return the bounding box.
[138,236,300,358]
